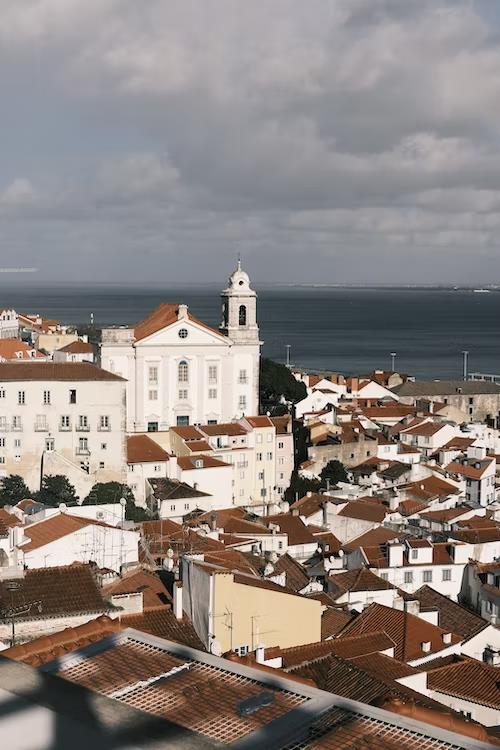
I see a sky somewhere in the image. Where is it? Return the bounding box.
[2,0,500,285]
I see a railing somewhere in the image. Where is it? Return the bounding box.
[76,425,90,432]
[59,424,72,432]
[34,423,48,432]
[11,424,23,432]
[237,461,249,469]
[75,448,90,456]
[0,424,9,432]
[97,424,111,432]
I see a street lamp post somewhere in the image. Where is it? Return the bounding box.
[390,352,397,371]
[285,345,291,368]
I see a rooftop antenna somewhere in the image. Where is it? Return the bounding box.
[237,251,242,271]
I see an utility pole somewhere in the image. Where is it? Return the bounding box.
[462,350,469,381]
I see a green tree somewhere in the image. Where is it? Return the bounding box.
[320,460,348,487]
[260,358,306,410]
[0,475,31,507]
[83,482,134,506]
[125,501,151,522]
[37,475,78,507]
[284,471,321,505]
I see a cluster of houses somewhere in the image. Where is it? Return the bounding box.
[1,268,500,745]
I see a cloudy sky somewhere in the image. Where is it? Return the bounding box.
[2,0,500,284]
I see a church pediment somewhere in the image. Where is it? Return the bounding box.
[135,317,229,347]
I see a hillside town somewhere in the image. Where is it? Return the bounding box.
[1,265,500,748]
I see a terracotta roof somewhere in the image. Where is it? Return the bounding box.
[57,340,94,354]
[338,501,386,523]
[0,338,45,360]
[127,434,169,464]
[148,476,210,500]
[0,507,22,529]
[270,554,310,592]
[177,455,230,470]
[446,458,495,480]
[263,514,316,546]
[18,512,118,553]
[103,568,172,609]
[456,515,500,530]
[401,422,447,437]
[0,564,110,622]
[440,437,476,451]
[3,604,205,664]
[427,658,500,709]
[289,493,343,518]
[222,517,272,536]
[186,439,213,452]
[134,302,224,342]
[340,602,461,661]
[2,614,121,666]
[413,585,486,639]
[452,527,500,544]
[188,506,247,528]
[328,568,396,599]
[244,416,273,428]
[419,506,473,523]
[169,425,205,440]
[271,631,396,669]
[402,475,460,500]
[199,422,247,436]
[342,527,403,551]
[321,608,355,639]
[141,520,225,560]
[121,605,205,650]
[361,406,415,419]
[0,362,124,381]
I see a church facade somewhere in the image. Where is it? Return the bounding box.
[100,263,261,432]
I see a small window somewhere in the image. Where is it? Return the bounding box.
[101,443,107,450]
[0,438,5,448]
[18,391,25,405]
[239,395,247,410]
[14,438,21,448]
[208,365,218,384]
[423,570,433,583]
[238,305,247,326]
[148,421,159,432]
[266,452,273,460]
[278,442,284,449]
[404,571,413,584]
[0,390,5,399]
[99,461,105,469]
[442,569,452,582]
[148,390,158,401]
[61,415,71,429]
[176,416,189,426]
[69,389,76,404]
[43,390,51,405]
[178,328,188,339]
[257,452,263,461]
[411,549,418,560]
[208,388,217,399]
[148,366,158,385]
[178,389,188,400]
[45,438,55,452]
[100,415,110,429]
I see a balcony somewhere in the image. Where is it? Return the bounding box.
[238,378,248,385]
[0,423,9,432]
[75,447,90,456]
[76,424,90,432]
[34,423,48,432]
[237,461,249,469]
[97,424,111,432]
[59,424,72,432]
[11,424,23,432]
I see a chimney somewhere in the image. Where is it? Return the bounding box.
[350,377,359,393]
[421,641,432,653]
[322,502,328,527]
[210,512,217,531]
[173,581,183,620]
[442,632,452,645]
[387,540,404,568]
[177,304,188,320]
[255,644,266,664]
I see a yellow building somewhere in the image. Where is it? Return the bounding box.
[182,555,322,655]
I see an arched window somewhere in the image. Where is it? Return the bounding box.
[178,360,189,383]
[239,305,247,326]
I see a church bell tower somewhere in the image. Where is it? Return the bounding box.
[220,260,260,344]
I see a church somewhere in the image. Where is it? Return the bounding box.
[100,262,261,432]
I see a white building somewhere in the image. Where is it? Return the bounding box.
[13,510,139,571]
[101,262,261,432]
[0,309,19,339]
[0,362,127,497]
[53,340,95,364]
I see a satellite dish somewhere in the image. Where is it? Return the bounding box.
[59,503,67,513]
[210,640,222,657]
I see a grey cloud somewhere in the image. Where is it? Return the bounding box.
[1,0,500,282]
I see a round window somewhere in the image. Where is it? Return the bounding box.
[178,328,188,339]
[238,279,244,286]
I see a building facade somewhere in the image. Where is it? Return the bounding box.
[0,362,127,497]
[101,262,261,432]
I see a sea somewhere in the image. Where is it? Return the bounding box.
[0,284,499,380]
